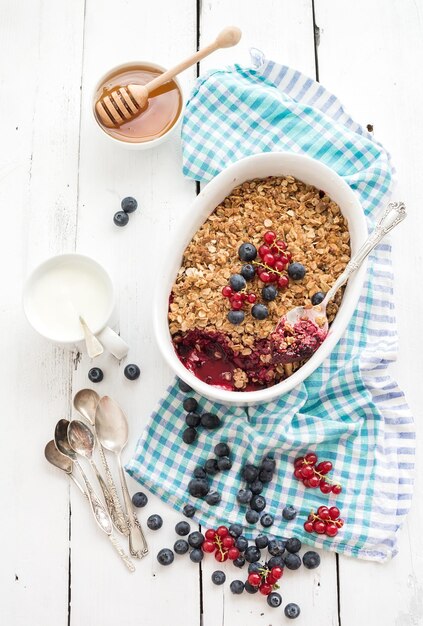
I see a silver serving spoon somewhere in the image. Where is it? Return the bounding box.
[44,440,86,496]
[274,202,406,357]
[74,389,128,535]
[95,396,148,558]
[54,419,135,572]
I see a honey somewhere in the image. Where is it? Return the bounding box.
[94,64,182,143]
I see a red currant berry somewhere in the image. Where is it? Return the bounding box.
[294,468,303,479]
[202,541,216,553]
[248,572,261,587]
[332,484,342,495]
[264,231,277,244]
[258,244,271,259]
[304,521,314,533]
[336,518,344,528]
[263,253,275,267]
[214,550,228,562]
[231,299,243,310]
[268,272,279,282]
[240,293,248,301]
[316,460,333,474]
[320,480,332,494]
[274,260,285,272]
[318,506,331,521]
[247,293,257,304]
[303,479,311,487]
[329,506,340,520]
[285,251,292,261]
[271,566,283,580]
[216,526,229,537]
[305,452,318,465]
[222,286,233,297]
[232,292,243,302]
[205,529,216,540]
[301,465,314,479]
[222,536,234,549]
[276,239,287,250]
[277,275,289,289]
[325,523,338,537]
[259,583,272,596]
[261,271,271,283]
[308,475,320,488]
[266,574,277,585]
[228,547,240,560]
[294,457,305,468]
[313,520,327,534]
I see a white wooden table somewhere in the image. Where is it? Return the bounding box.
[1,1,422,624]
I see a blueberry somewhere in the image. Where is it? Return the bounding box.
[284,603,301,619]
[261,456,276,472]
[246,509,260,524]
[262,284,278,301]
[285,537,302,554]
[229,273,247,292]
[235,536,248,552]
[205,491,221,506]
[193,466,207,479]
[174,539,189,555]
[188,531,204,548]
[201,412,221,429]
[211,570,226,585]
[245,581,259,594]
[311,291,326,305]
[268,539,285,556]
[113,211,129,227]
[229,523,244,538]
[250,495,266,512]
[288,262,306,280]
[238,243,257,262]
[248,562,261,574]
[267,592,282,608]
[183,397,198,412]
[121,196,138,213]
[259,469,273,483]
[183,504,196,518]
[282,505,297,521]
[302,551,321,569]
[178,379,193,393]
[157,548,174,565]
[189,548,203,563]
[182,427,198,444]
[188,478,210,498]
[230,580,245,594]
[251,303,269,320]
[227,310,245,325]
[237,489,253,505]
[244,545,261,563]
[255,534,268,549]
[233,556,246,568]
[214,442,230,457]
[267,555,284,568]
[88,367,103,383]
[131,492,148,508]
[124,363,140,380]
[260,513,274,528]
[249,480,263,495]
[186,412,201,427]
[284,553,302,570]
[240,264,256,281]
[217,456,232,471]
[175,521,191,536]
[204,459,219,475]
[147,514,163,530]
[242,464,259,483]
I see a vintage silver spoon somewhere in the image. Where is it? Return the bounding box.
[54,419,135,572]
[95,396,148,558]
[44,440,86,496]
[274,202,406,357]
[74,389,128,535]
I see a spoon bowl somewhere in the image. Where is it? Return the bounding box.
[74,388,100,424]
[44,440,73,474]
[68,420,95,460]
[54,419,77,460]
[95,396,128,454]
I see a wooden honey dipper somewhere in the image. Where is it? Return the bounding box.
[95,26,242,128]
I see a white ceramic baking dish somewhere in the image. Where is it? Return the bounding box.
[154,152,368,406]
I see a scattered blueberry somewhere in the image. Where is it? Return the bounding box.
[214,442,230,457]
[303,551,321,569]
[245,581,259,594]
[240,263,256,281]
[284,553,302,570]
[233,556,246,568]
[121,196,138,213]
[242,464,259,483]
[147,514,163,531]
[249,480,263,495]
[235,536,248,552]
[285,603,301,619]
[311,291,326,305]
[246,509,260,524]
[238,243,257,262]
[204,459,219,475]
[193,466,207,479]
[227,310,245,325]
[248,562,261,574]
[229,273,247,292]
[182,427,198,444]
[175,521,191,536]
[211,570,226,585]
[205,491,221,506]
[268,555,285,568]
[288,262,306,280]
[200,413,221,429]
[250,495,266,512]
[244,545,261,563]
[262,284,278,301]
[189,548,204,563]
[255,534,268,549]
[88,367,103,383]
[183,504,196,518]
[113,211,129,227]
[174,539,189,555]
[259,469,273,483]
[131,492,148,508]
[217,456,232,471]
[286,538,302,554]
[283,505,297,521]
[178,379,193,393]
[123,363,140,380]
[230,580,245,594]
[183,397,198,412]
[267,592,282,608]
[186,412,201,427]
[260,513,274,528]
[157,548,174,566]
[261,456,276,472]
[251,303,269,320]
[237,489,253,505]
[188,478,210,498]
[188,531,204,548]
[268,539,285,556]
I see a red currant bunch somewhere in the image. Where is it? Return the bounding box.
[255,231,291,289]
[247,563,283,595]
[202,526,240,562]
[293,452,342,494]
[303,506,344,537]
[221,285,257,311]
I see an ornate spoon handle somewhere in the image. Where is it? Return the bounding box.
[108,535,136,572]
[97,445,129,535]
[117,454,148,558]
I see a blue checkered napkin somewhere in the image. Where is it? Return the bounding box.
[127,57,415,561]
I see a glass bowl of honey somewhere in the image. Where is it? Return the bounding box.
[92,61,184,149]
